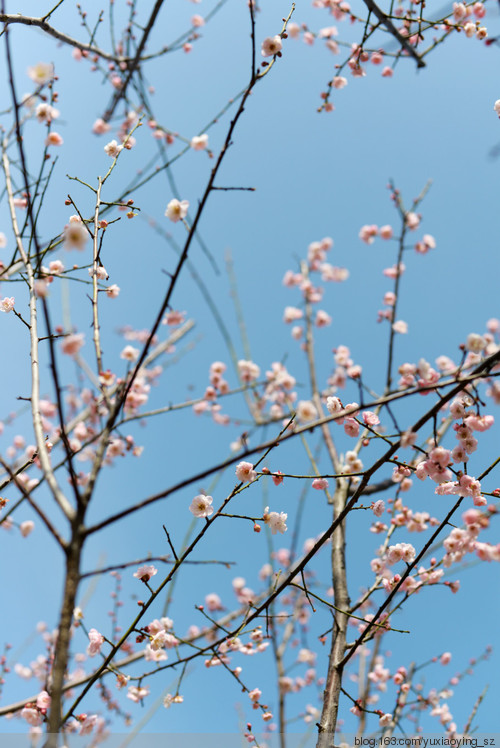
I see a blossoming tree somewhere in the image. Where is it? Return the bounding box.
[0,1,499,747]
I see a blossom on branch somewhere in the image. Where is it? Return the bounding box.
[165,199,189,223]
[261,36,282,57]
[189,494,214,518]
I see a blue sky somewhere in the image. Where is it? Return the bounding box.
[0,0,499,742]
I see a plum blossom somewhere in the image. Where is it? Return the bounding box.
[205,592,223,611]
[283,306,303,323]
[238,359,260,382]
[189,494,214,518]
[27,62,54,85]
[296,400,318,423]
[106,284,120,298]
[104,139,123,157]
[36,105,59,126]
[392,320,408,334]
[163,693,183,708]
[263,506,288,535]
[261,35,282,57]
[20,520,35,537]
[63,216,88,250]
[315,310,332,327]
[0,297,15,313]
[387,542,416,564]
[165,199,189,223]
[21,706,42,726]
[362,410,380,426]
[236,461,257,482]
[406,212,420,229]
[87,628,105,656]
[45,132,63,147]
[332,76,348,89]
[465,333,487,352]
[49,260,64,275]
[120,345,139,361]
[36,690,51,709]
[312,478,329,490]
[326,396,343,418]
[127,685,150,703]
[61,333,84,357]
[92,118,111,135]
[371,500,385,517]
[359,224,378,243]
[133,565,158,582]
[191,134,209,150]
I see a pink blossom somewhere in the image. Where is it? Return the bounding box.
[312,478,329,490]
[61,333,84,357]
[163,310,186,325]
[238,359,260,382]
[465,333,487,352]
[405,212,420,229]
[382,66,393,77]
[440,652,452,665]
[315,310,332,327]
[359,224,378,244]
[261,36,283,57]
[36,690,51,709]
[189,494,214,518]
[387,542,416,564]
[127,685,150,703]
[87,628,105,657]
[165,199,189,223]
[362,410,380,426]
[120,345,139,361]
[63,216,88,250]
[27,62,54,85]
[21,706,42,726]
[191,133,208,150]
[45,132,63,146]
[344,417,359,437]
[272,470,284,486]
[191,14,205,27]
[205,592,223,611]
[263,506,288,534]
[326,396,343,418]
[371,500,385,517]
[296,400,318,423]
[332,76,348,89]
[34,279,49,298]
[104,139,123,157]
[0,297,15,313]
[106,284,120,298]
[49,260,64,274]
[20,520,35,537]
[133,565,158,582]
[283,306,303,323]
[92,118,111,134]
[379,713,393,727]
[236,461,257,482]
[379,225,393,239]
[392,320,408,334]
[79,714,98,735]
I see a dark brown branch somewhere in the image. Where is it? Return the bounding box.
[362,0,426,68]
